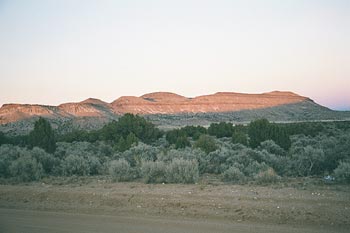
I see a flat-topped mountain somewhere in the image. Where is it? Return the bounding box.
[1,91,307,124]
[1,91,349,135]
[111,91,307,114]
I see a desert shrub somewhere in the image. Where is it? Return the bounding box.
[0,145,24,177]
[317,133,350,173]
[108,159,133,181]
[61,154,90,176]
[254,167,280,184]
[120,143,160,167]
[166,159,199,184]
[87,155,103,175]
[9,155,44,181]
[334,161,350,184]
[96,142,114,157]
[222,166,245,183]
[159,148,200,163]
[204,147,231,174]
[244,161,269,177]
[0,144,25,159]
[54,141,96,159]
[200,143,250,174]
[257,150,290,176]
[290,145,325,176]
[141,161,167,183]
[30,147,58,174]
[258,140,286,156]
[194,135,218,154]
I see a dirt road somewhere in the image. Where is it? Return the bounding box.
[0,208,346,233]
[0,180,349,232]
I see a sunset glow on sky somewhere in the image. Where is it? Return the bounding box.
[0,0,349,110]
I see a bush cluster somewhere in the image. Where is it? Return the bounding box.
[1,117,350,185]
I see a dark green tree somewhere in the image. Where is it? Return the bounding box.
[114,132,139,152]
[100,114,162,144]
[232,131,248,145]
[194,135,218,154]
[166,129,187,145]
[248,119,270,148]
[29,118,56,153]
[175,135,191,149]
[0,132,9,146]
[248,119,291,150]
[208,122,234,138]
[182,126,207,140]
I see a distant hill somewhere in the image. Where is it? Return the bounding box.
[1,91,349,134]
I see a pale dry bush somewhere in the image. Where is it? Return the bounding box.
[166,159,199,184]
[108,159,133,182]
[254,167,280,184]
[141,160,167,183]
[61,154,90,176]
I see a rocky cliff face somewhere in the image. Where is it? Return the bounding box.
[0,91,308,124]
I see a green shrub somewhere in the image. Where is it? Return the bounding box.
[222,166,245,183]
[166,159,199,184]
[141,161,167,183]
[194,135,217,154]
[334,161,350,184]
[108,159,133,182]
[61,154,90,176]
[9,155,44,181]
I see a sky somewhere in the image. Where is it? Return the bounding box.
[0,0,349,110]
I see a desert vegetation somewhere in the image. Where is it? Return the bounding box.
[0,114,349,184]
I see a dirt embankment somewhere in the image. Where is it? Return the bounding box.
[0,179,349,230]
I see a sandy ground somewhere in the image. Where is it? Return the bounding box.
[0,179,349,232]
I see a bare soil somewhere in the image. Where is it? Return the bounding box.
[0,178,349,232]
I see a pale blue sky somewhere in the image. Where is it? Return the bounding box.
[0,0,349,110]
